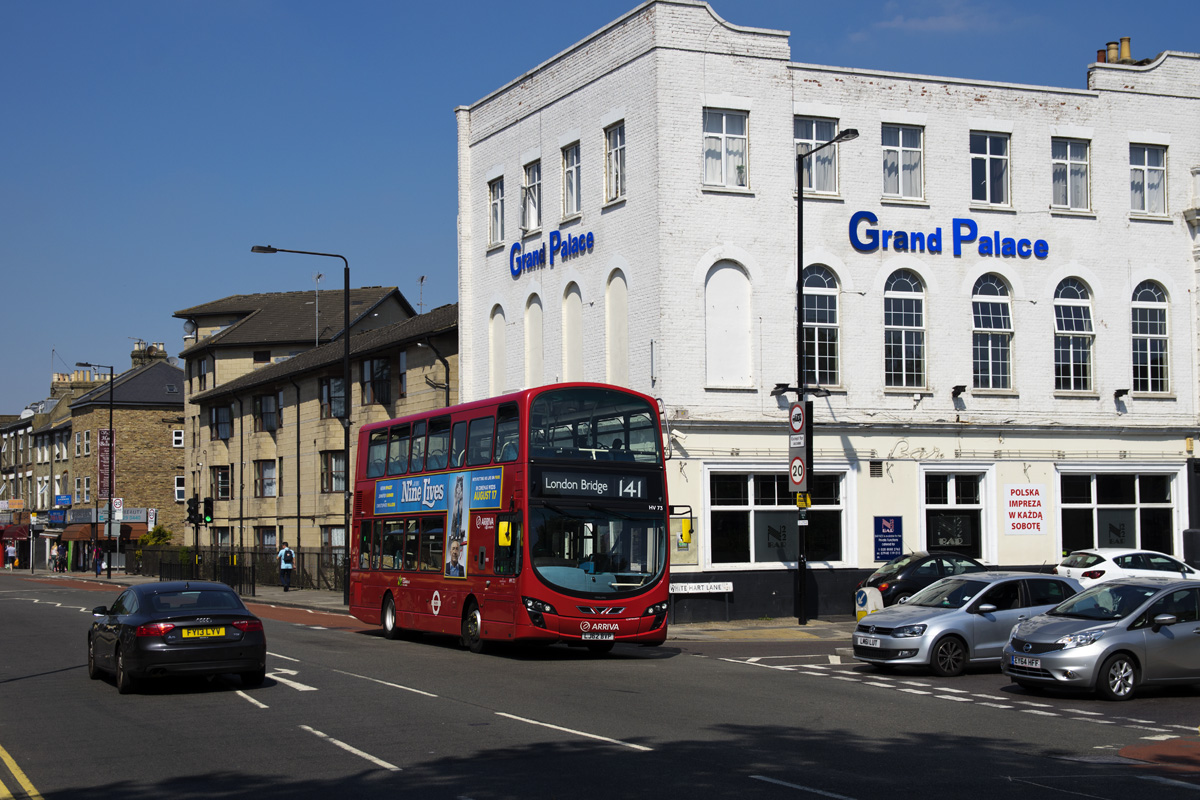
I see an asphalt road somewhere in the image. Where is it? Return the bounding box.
[2,574,1199,799]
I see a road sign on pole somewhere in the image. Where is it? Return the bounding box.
[788,403,808,492]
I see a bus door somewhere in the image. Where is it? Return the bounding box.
[484,512,521,632]
[398,519,420,627]
[356,521,384,617]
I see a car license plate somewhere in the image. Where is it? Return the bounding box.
[857,636,881,648]
[1011,655,1040,668]
[182,627,225,639]
[581,632,614,641]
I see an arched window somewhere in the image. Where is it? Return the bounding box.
[606,270,629,386]
[562,283,583,381]
[488,305,506,395]
[524,295,543,388]
[803,265,839,387]
[1053,278,1093,391]
[971,274,1012,390]
[884,269,925,387]
[704,261,752,387]
[1131,281,1168,393]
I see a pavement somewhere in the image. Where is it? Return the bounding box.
[10,568,859,642]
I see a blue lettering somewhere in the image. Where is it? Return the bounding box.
[1034,239,1049,258]
[910,231,925,252]
[549,230,562,265]
[1001,237,1016,257]
[1017,238,1031,257]
[978,236,993,256]
[893,231,909,252]
[849,210,879,252]
[540,243,546,266]
[928,228,941,254]
[509,242,522,278]
[586,231,593,251]
[881,230,893,250]
[952,218,977,257]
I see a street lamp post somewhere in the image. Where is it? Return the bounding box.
[793,127,857,625]
[252,246,352,604]
[76,361,114,579]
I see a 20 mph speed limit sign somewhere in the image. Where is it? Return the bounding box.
[790,457,805,486]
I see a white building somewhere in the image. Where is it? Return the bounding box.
[456,0,1200,620]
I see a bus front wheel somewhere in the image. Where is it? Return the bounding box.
[462,601,486,654]
[382,596,401,640]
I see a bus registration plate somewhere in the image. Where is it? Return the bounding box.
[581,632,614,641]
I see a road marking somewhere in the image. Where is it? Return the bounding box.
[236,690,268,709]
[1140,734,1177,741]
[1014,700,1054,708]
[1063,708,1103,716]
[299,726,400,771]
[267,651,300,662]
[899,688,930,696]
[936,695,973,702]
[267,668,319,691]
[900,681,930,687]
[1021,710,1058,717]
[1118,717,1156,724]
[750,775,858,799]
[496,712,652,751]
[978,702,1013,709]
[864,682,894,688]
[938,687,969,693]
[1071,717,1114,725]
[0,742,44,800]
[831,676,860,683]
[1126,725,1172,733]
[332,668,438,698]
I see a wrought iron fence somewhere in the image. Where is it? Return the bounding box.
[140,546,346,596]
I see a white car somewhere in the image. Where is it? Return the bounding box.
[1053,548,1197,589]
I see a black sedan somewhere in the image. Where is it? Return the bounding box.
[858,551,987,606]
[87,581,267,694]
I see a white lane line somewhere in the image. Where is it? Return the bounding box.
[267,669,319,692]
[267,651,300,662]
[900,681,930,687]
[1117,717,1156,724]
[899,688,930,696]
[1063,708,1103,716]
[935,695,972,702]
[300,725,400,771]
[719,658,799,672]
[750,775,858,799]
[495,712,652,752]
[1072,717,1114,725]
[978,702,1013,709]
[236,690,268,709]
[1141,734,1177,741]
[938,687,969,694]
[864,682,894,688]
[1126,725,1172,733]
[1014,700,1054,708]
[332,668,438,698]
[832,676,860,683]
[1021,709,1058,717]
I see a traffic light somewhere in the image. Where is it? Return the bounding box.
[186,496,199,525]
[203,497,214,524]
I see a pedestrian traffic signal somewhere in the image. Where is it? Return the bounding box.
[186,496,199,525]
[203,497,214,524]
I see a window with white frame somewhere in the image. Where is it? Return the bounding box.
[522,160,541,231]
[1130,145,1166,215]
[172,429,184,448]
[199,358,209,391]
[883,270,925,388]
[1061,473,1175,554]
[321,451,346,493]
[174,476,186,503]
[1131,281,1169,393]
[488,177,504,244]
[802,265,840,387]
[795,118,839,194]
[882,124,923,199]
[75,432,81,457]
[83,476,91,503]
[703,109,748,188]
[605,122,625,202]
[1051,138,1089,210]
[83,430,91,456]
[211,465,231,500]
[710,471,844,565]
[972,273,1013,390]
[970,132,1009,205]
[1053,278,1094,391]
[925,473,984,559]
[563,143,581,217]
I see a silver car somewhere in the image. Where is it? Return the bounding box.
[853,572,1080,676]
[1002,576,1200,700]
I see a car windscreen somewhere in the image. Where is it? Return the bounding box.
[148,590,246,614]
[1060,553,1104,568]
[905,578,987,609]
[1048,583,1158,620]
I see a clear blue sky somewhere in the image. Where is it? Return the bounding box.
[1,0,1188,412]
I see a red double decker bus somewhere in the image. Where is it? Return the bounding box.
[349,382,670,653]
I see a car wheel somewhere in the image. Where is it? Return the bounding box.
[241,666,267,688]
[382,596,401,641]
[586,642,615,655]
[87,635,102,680]
[115,647,136,694]
[894,594,912,605]
[930,636,967,677]
[1096,653,1138,701]
[461,601,486,654]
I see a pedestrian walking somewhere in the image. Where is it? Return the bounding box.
[93,544,103,577]
[4,541,15,570]
[277,541,295,591]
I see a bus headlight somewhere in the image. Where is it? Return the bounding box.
[643,601,668,629]
[523,597,556,628]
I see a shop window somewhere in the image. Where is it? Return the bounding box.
[710,471,845,566]
[924,473,983,559]
[972,274,1012,390]
[1060,473,1175,555]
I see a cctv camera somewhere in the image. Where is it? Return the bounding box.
[670,429,688,441]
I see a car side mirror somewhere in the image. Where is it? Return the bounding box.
[1151,613,1177,632]
[977,603,998,614]
[92,606,108,617]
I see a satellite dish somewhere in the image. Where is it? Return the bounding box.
[182,319,197,335]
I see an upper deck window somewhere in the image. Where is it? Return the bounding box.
[528,387,661,465]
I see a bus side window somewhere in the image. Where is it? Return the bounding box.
[387,424,411,476]
[450,420,467,468]
[467,416,495,466]
[419,517,444,572]
[495,514,521,575]
[381,520,404,570]
[403,519,419,570]
[366,429,389,478]
[427,416,450,471]
[495,404,519,463]
[410,421,427,473]
[359,521,373,569]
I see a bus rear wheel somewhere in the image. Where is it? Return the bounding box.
[382,596,401,640]
[462,601,487,654]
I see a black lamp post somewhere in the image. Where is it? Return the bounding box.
[252,246,352,604]
[76,361,115,579]
[793,127,857,624]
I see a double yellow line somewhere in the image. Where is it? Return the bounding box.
[0,743,43,800]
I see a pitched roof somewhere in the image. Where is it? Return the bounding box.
[191,304,457,403]
[174,287,415,357]
[71,360,186,412]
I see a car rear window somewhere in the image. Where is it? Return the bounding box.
[149,590,245,613]
[1060,553,1103,568]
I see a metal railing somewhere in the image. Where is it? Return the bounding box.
[139,545,346,596]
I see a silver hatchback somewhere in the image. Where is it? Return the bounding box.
[1002,576,1200,700]
[853,572,1080,676]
